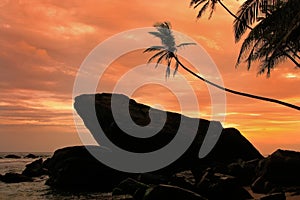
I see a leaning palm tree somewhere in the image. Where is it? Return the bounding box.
[144,22,300,111]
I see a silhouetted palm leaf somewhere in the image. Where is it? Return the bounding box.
[236,0,300,76]
[190,0,218,19]
[234,0,260,42]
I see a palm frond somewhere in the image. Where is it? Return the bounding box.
[143,46,165,53]
[155,52,169,68]
[147,50,167,64]
[196,1,210,19]
[190,0,207,8]
[173,61,179,76]
[234,0,259,42]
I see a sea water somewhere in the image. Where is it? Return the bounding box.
[0,153,112,200]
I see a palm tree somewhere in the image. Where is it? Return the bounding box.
[144,22,300,111]
[190,0,300,75]
[235,0,300,75]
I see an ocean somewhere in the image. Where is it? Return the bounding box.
[0,152,112,200]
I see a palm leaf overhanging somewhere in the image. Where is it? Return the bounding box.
[144,21,300,111]
[190,0,300,76]
[235,0,300,76]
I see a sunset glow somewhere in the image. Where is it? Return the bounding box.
[0,0,299,155]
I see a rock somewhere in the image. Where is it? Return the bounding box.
[227,159,260,185]
[143,184,207,200]
[22,158,47,177]
[252,149,300,193]
[251,176,276,194]
[24,153,38,159]
[259,192,286,200]
[196,169,253,200]
[203,128,263,164]
[74,93,263,175]
[169,170,196,191]
[44,146,131,191]
[112,178,148,199]
[0,172,33,183]
[4,154,21,159]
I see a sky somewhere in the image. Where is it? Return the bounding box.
[0,0,299,155]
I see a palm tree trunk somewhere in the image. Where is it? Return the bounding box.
[173,55,300,111]
[217,0,300,67]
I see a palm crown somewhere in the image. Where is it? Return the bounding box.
[144,22,195,78]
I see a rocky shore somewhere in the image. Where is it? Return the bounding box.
[1,93,299,199]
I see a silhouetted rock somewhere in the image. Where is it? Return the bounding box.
[44,146,131,191]
[196,169,253,200]
[24,153,38,159]
[22,158,47,177]
[169,170,196,192]
[74,93,263,175]
[0,172,32,183]
[112,178,148,199]
[252,149,300,193]
[259,192,286,200]
[251,176,276,194]
[204,128,263,164]
[227,159,260,185]
[5,154,21,159]
[143,184,207,200]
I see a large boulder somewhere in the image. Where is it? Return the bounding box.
[252,149,300,193]
[74,93,263,175]
[44,146,131,191]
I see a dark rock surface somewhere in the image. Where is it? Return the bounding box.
[44,146,131,191]
[22,158,47,177]
[112,178,148,199]
[196,169,253,200]
[252,149,300,193]
[0,172,33,183]
[4,154,21,159]
[74,93,263,174]
[227,159,260,185]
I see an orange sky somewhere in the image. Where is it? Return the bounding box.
[0,0,299,155]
